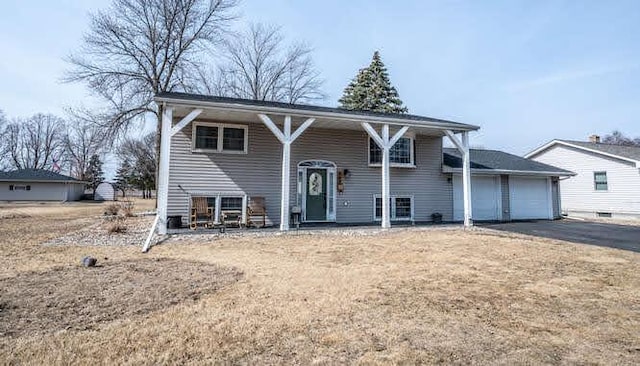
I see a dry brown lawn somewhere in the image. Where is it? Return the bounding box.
[0,202,639,365]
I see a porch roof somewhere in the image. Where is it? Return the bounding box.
[155,92,479,135]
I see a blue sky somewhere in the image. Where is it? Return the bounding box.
[2,0,640,160]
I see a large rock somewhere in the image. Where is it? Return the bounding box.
[81,256,97,267]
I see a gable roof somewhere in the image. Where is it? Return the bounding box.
[443,148,573,176]
[525,139,640,167]
[0,169,84,183]
[155,92,480,132]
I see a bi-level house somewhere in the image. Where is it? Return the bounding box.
[150,92,570,238]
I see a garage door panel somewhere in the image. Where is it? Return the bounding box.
[509,177,551,220]
[453,176,500,221]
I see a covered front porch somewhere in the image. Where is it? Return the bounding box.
[145,93,479,251]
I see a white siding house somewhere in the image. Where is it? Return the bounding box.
[526,137,640,219]
[0,169,86,201]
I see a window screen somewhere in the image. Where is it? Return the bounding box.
[195,125,218,150]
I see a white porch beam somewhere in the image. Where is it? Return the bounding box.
[170,108,203,137]
[461,131,473,227]
[444,130,464,153]
[258,114,286,144]
[389,126,410,147]
[290,118,315,142]
[361,122,385,148]
[258,114,314,231]
[156,106,173,236]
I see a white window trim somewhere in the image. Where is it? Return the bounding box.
[367,134,416,168]
[373,194,415,221]
[593,171,608,192]
[191,121,249,154]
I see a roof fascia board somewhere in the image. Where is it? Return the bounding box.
[155,96,480,132]
[442,166,575,176]
[526,140,640,167]
[0,179,86,183]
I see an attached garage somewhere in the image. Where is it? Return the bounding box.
[453,175,501,221]
[509,177,552,220]
[444,148,573,222]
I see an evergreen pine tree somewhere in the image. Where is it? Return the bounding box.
[85,154,104,194]
[114,161,132,197]
[339,51,408,114]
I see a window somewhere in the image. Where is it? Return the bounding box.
[10,185,30,191]
[374,195,414,221]
[192,122,248,153]
[369,136,415,167]
[594,171,608,191]
[596,212,612,218]
[221,197,243,211]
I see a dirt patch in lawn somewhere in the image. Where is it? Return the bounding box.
[0,258,242,337]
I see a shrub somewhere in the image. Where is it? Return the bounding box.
[104,204,120,216]
[120,200,135,217]
[107,222,127,234]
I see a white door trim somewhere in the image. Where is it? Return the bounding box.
[297,160,337,222]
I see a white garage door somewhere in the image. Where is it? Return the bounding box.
[509,177,551,220]
[453,175,501,221]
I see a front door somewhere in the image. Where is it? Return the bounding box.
[305,168,327,221]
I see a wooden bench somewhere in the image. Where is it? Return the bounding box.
[189,197,213,230]
[247,196,266,228]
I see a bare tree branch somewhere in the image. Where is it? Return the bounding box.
[4,114,67,171]
[65,0,239,142]
[207,23,325,103]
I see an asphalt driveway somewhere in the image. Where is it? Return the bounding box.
[483,219,640,253]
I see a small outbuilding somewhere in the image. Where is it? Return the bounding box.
[0,169,86,202]
[94,182,116,201]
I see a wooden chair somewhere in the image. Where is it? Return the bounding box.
[247,196,266,228]
[190,197,213,230]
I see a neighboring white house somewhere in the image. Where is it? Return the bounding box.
[526,135,640,220]
[94,182,116,201]
[0,169,86,202]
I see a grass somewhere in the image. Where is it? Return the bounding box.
[0,201,639,364]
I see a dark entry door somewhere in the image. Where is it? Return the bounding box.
[305,168,327,221]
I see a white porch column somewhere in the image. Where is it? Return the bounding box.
[461,131,473,227]
[381,125,391,229]
[362,123,409,229]
[445,130,473,227]
[280,116,292,230]
[156,106,173,235]
[258,114,315,231]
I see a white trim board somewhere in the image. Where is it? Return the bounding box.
[525,140,640,168]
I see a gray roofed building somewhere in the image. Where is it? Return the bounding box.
[556,139,640,162]
[0,169,82,182]
[443,148,573,175]
[0,169,86,202]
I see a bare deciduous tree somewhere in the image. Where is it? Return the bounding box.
[117,133,157,198]
[602,130,640,146]
[210,23,325,103]
[5,114,67,170]
[65,0,238,146]
[63,122,105,179]
[0,110,8,171]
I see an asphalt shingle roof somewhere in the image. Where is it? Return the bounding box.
[155,92,479,131]
[0,169,81,182]
[557,140,640,161]
[443,148,572,174]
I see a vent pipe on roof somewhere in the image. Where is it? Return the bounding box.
[589,134,601,143]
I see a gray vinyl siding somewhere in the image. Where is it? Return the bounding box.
[531,144,640,218]
[167,120,452,225]
[500,175,510,221]
[0,182,84,201]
